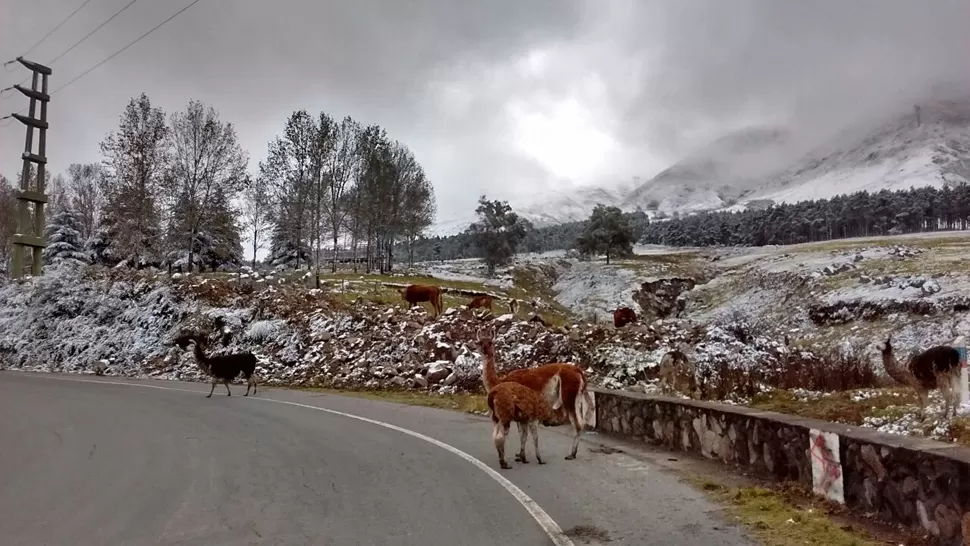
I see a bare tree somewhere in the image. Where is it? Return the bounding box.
[0,175,15,273]
[310,112,336,286]
[99,92,169,267]
[241,172,272,270]
[400,170,437,267]
[324,116,361,273]
[263,110,317,270]
[65,163,105,241]
[163,99,248,271]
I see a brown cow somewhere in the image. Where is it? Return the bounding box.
[468,294,493,312]
[613,307,637,328]
[400,284,444,317]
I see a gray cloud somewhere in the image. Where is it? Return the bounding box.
[1,0,969,230]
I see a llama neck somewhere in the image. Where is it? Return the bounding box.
[482,346,502,392]
[882,348,914,385]
[192,340,212,373]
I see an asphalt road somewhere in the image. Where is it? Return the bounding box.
[0,372,755,546]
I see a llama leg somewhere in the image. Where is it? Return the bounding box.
[207,379,216,398]
[565,407,583,460]
[244,374,254,396]
[530,420,544,464]
[493,422,511,469]
[224,380,231,396]
[517,421,529,464]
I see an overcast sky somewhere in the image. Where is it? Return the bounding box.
[2,0,969,230]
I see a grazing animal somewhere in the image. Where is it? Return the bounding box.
[468,294,493,313]
[488,374,563,469]
[658,349,695,396]
[478,329,592,460]
[175,334,258,398]
[399,284,444,317]
[613,307,638,328]
[880,335,962,418]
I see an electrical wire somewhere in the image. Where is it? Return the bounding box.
[8,0,96,63]
[1,0,204,125]
[2,0,141,96]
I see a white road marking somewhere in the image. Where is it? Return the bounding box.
[19,374,576,546]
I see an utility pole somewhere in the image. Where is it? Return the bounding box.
[8,56,52,278]
[914,104,921,127]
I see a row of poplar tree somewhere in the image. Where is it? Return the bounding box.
[0,93,437,276]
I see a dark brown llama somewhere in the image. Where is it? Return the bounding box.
[175,334,258,398]
[880,335,962,418]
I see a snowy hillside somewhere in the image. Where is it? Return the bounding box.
[428,100,970,234]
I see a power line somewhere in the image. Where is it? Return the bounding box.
[2,0,141,95]
[1,0,204,123]
[13,0,96,62]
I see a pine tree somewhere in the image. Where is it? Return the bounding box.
[43,208,91,265]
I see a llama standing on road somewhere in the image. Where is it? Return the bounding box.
[879,335,962,418]
[488,373,563,469]
[478,329,592,460]
[175,334,259,398]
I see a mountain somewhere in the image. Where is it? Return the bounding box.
[428,99,970,235]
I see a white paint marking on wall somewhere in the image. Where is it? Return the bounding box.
[22,374,576,546]
[808,428,845,505]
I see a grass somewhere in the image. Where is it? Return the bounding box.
[299,386,489,414]
[691,478,883,546]
[750,389,917,427]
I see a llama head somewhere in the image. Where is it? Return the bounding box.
[476,327,496,354]
[541,373,564,411]
[878,335,892,355]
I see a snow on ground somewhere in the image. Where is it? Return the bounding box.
[551,261,641,322]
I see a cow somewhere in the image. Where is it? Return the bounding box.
[400,284,444,317]
[613,307,637,328]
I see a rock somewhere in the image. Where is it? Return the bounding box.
[442,372,459,386]
[632,277,697,321]
[425,361,451,383]
[412,375,429,389]
[922,279,941,296]
[390,375,407,387]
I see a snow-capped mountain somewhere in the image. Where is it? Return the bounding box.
[429,98,970,235]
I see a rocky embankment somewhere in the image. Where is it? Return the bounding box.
[0,264,790,396]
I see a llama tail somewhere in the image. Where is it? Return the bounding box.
[575,369,594,429]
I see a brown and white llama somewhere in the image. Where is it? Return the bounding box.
[879,335,962,418]
[488,374,563,469]
[478,328,593,460]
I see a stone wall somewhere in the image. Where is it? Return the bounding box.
[591,388,970,545]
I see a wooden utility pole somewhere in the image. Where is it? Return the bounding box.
[9,56,52,278]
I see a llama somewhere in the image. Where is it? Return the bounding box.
[488,374,563,469]
[478,329,592,460]
[879,335,962,418]
[400,284,444,317]
[613,307,637,328]
[468,294,493,313]
[175,334,258,398]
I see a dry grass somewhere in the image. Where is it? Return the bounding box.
[750,389,917,426]
[691,479,883,546]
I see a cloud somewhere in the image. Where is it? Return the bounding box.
[1,0,969,232]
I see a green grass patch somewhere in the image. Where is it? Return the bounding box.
[692,479,882,546]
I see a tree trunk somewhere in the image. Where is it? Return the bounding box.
[187,225,197,272]
[332,234,339,274]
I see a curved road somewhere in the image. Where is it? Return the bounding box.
[0,372,754,546]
